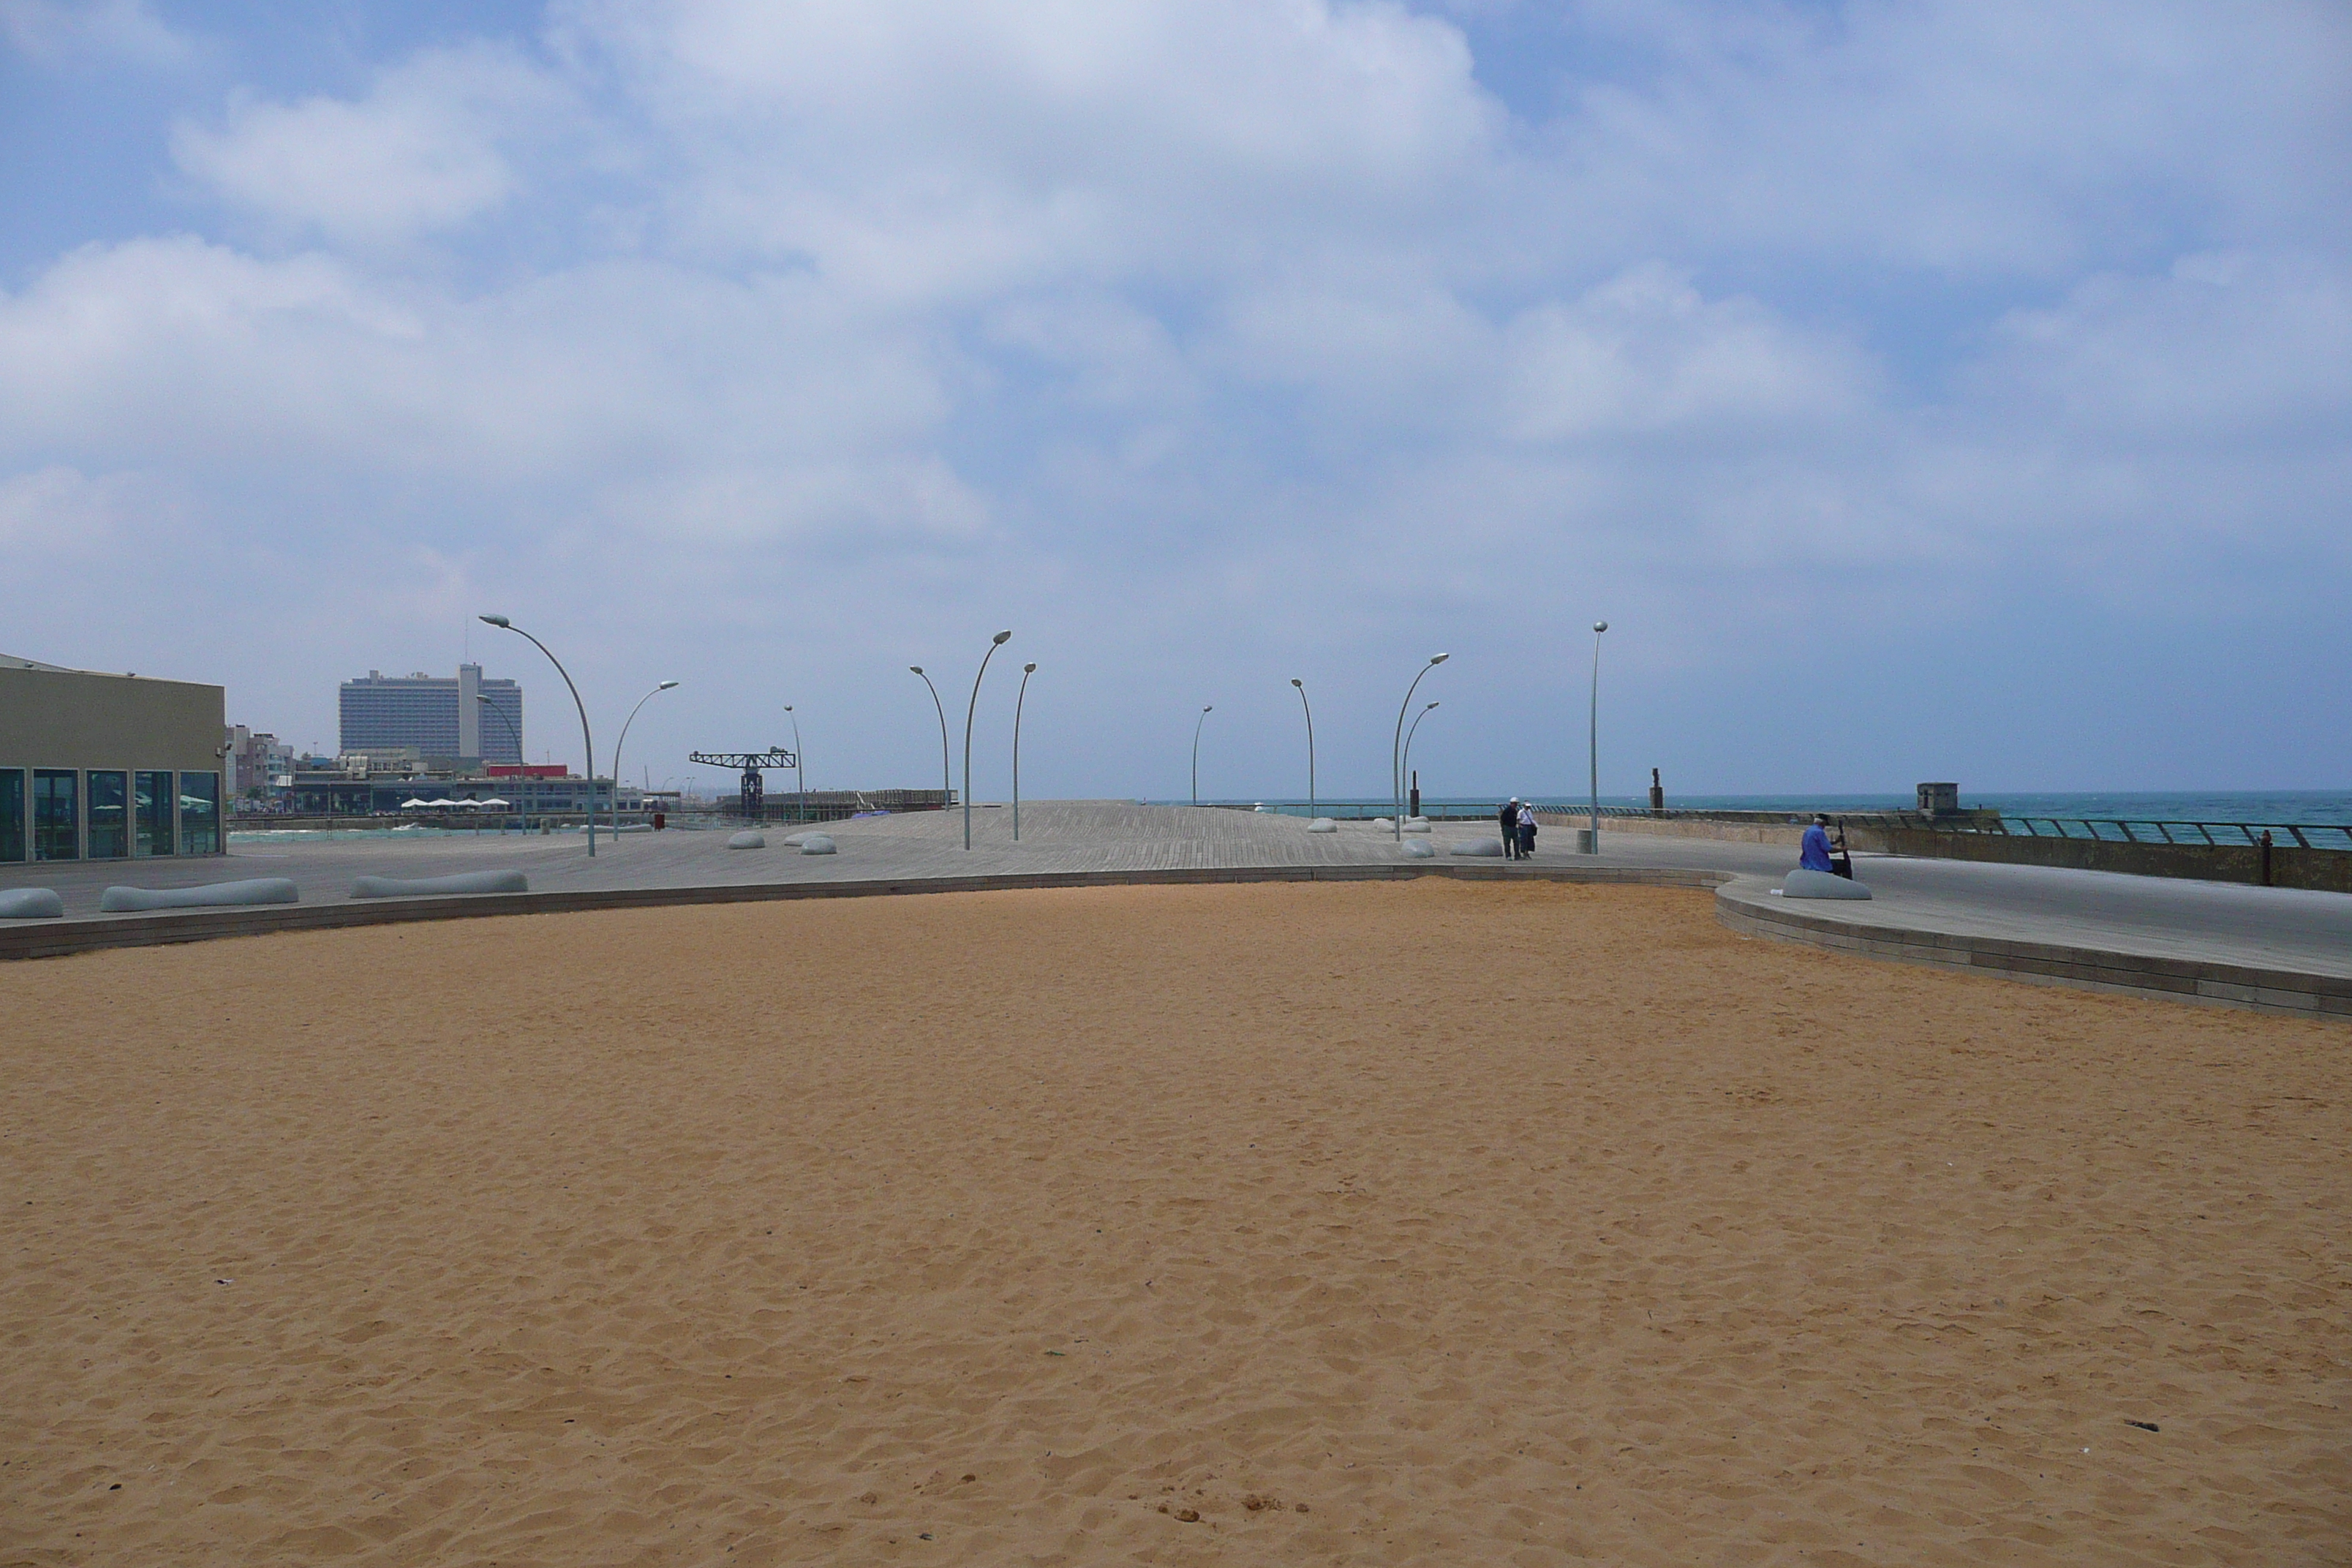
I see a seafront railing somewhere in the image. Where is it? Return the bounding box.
[1586,803,2352,851]
[1955,816,2352,851]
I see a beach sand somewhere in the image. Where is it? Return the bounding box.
[3,878,2345,1565]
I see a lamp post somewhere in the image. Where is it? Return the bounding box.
[1012,663,1036,841]
[1588,621,1608,853]
[1289,678,1315,821]
[1390,654,1450,840]
[610,679,679,835]
[479,614,600,855]
[475,693,523,767]
[1191,706,1213,807]
[963,630,1013,851]
[1402,700,1439,817]
[909,666,950,818]
[783,704,804,822]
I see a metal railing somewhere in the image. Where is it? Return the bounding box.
[1588,803,2352,853]
[1961,816,2352,851]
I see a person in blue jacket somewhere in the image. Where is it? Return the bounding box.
[1799,814,1838,873]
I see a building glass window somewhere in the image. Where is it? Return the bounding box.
[136,770,175,856]
[86,770,128,859]
[0,769,22,862]
[33,769,78,860]
[179,772,222,855]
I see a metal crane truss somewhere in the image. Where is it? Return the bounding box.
[687,748,797,819]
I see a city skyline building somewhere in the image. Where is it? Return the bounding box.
[338,664,522,765]
[225,725,295,797]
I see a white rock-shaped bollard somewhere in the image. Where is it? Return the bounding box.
[799,834,837,854]
[727,831,766,849]
[1369,817,1392,831]
[780,832,807,847]
[99,878,299,913]
[1402,816,1432,834]
[1305,818,1338,834]
[1449,837,1506,856]
[1782,868,1872,900]
[352,870,528,899]
[0,887,66,919]
[1402,838,1436,857]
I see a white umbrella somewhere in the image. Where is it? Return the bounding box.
[475,798,510,808]
[399,797,434,809]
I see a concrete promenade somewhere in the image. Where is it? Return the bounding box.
[2,802,2345,1015]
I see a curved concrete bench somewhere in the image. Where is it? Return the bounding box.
[99,878,298,913]
[727,832,766,850]
[352,870,529,900]
[1449,837,1506,857]
[799,834,838,855]
[1782,868,1872,900]
[0,888,65,919]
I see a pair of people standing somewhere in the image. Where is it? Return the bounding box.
[1499,798,1537,859]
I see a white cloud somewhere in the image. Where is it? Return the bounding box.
[1,0,2346,790]
[169,45,573,246]
[0,464,146,555]
[1977,251,2352,440]
[1501,263,1871,441]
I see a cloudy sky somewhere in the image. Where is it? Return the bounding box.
[4,1,2346,802]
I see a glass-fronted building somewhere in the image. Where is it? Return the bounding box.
[1,655,227,864]
[339,664,523,765]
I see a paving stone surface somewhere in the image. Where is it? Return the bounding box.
[3,801,2346,982]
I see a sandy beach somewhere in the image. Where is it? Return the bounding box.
[3,878,2345,1565]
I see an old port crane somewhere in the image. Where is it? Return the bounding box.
[687,747,796,818]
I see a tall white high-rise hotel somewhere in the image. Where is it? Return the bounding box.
[339,665,524,765]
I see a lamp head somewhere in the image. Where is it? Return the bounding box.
[992,630,1012,645]
[478,614,510,628]
[1429,652,1450,665]
[1594,621,1608,634]
[1290,677,1303,687]
[1203,705,1213,713]
[909,665,923,675]
[475,694,491,703]
[1023,662,1036,673]
[1426,701,1439,709]
[658,680,679,690]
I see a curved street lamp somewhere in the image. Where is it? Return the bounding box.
[1191,706,1213,807]
[963,630,1013,850]
[1390,654,1450,840]
[1012,662,1036,842]
[1289,678,1315,821]
[478,614,600,855]
[783,704,805,822]
[1588,621,1608,853]
[611,679,679,835]
[909,667,950,818]
[475,692,523,768]
[1402,700,1439,817]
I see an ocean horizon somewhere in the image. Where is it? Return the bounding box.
[1180,791,2352,827]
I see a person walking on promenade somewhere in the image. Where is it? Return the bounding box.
[1500,798,1521,858]
[1517,800,1537,859]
